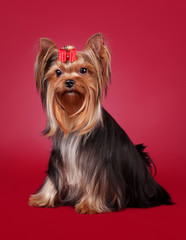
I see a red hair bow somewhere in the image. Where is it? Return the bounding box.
[58,49,77,62]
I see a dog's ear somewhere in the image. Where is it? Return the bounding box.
[85,33,111,94]
[35,38,57,93]
[40,38,55,52]
[86,33,104,56]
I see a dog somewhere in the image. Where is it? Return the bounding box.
[29,33,172,213]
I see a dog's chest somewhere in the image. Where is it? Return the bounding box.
[60,134,82,186]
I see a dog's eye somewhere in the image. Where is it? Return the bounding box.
[79,68,87,74]
[56,69,62,77]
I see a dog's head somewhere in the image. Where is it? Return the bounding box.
[35,33,111,136]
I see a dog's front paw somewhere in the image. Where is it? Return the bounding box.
[28,194,41,207]
[28,194,51,207]
[29,177,57,208]
[75,203,99,214]
[75,201,103,214]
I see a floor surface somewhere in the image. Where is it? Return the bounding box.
[1,152,185,240]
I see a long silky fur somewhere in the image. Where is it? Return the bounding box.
[30,34,173,213]
[44,108,172,211]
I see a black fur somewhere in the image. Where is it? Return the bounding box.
[46,108,172,210]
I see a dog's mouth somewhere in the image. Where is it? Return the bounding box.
[55,90,85,116]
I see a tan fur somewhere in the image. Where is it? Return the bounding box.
[75,170,111,214]
[42,54,103,136]
[34,34,110,137]
[35,38,58,92]
[29,177,57,207]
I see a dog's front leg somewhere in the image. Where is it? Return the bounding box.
[29,149,62,208]
[75,169,112,214]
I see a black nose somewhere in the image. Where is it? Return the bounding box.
[65,79,75,88]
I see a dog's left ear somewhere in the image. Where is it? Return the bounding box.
[85,33,111,94]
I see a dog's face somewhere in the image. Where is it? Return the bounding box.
[35,33,111,136]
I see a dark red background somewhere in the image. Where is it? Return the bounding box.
[0,0,186,239]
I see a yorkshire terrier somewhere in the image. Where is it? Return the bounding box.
[29,33,172,214]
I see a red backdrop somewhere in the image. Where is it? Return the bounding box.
[0,0,186,239]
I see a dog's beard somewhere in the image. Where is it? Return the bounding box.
[45,81,102,136]
[56,91,85,116]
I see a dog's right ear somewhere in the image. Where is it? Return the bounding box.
[35,38,57,93]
